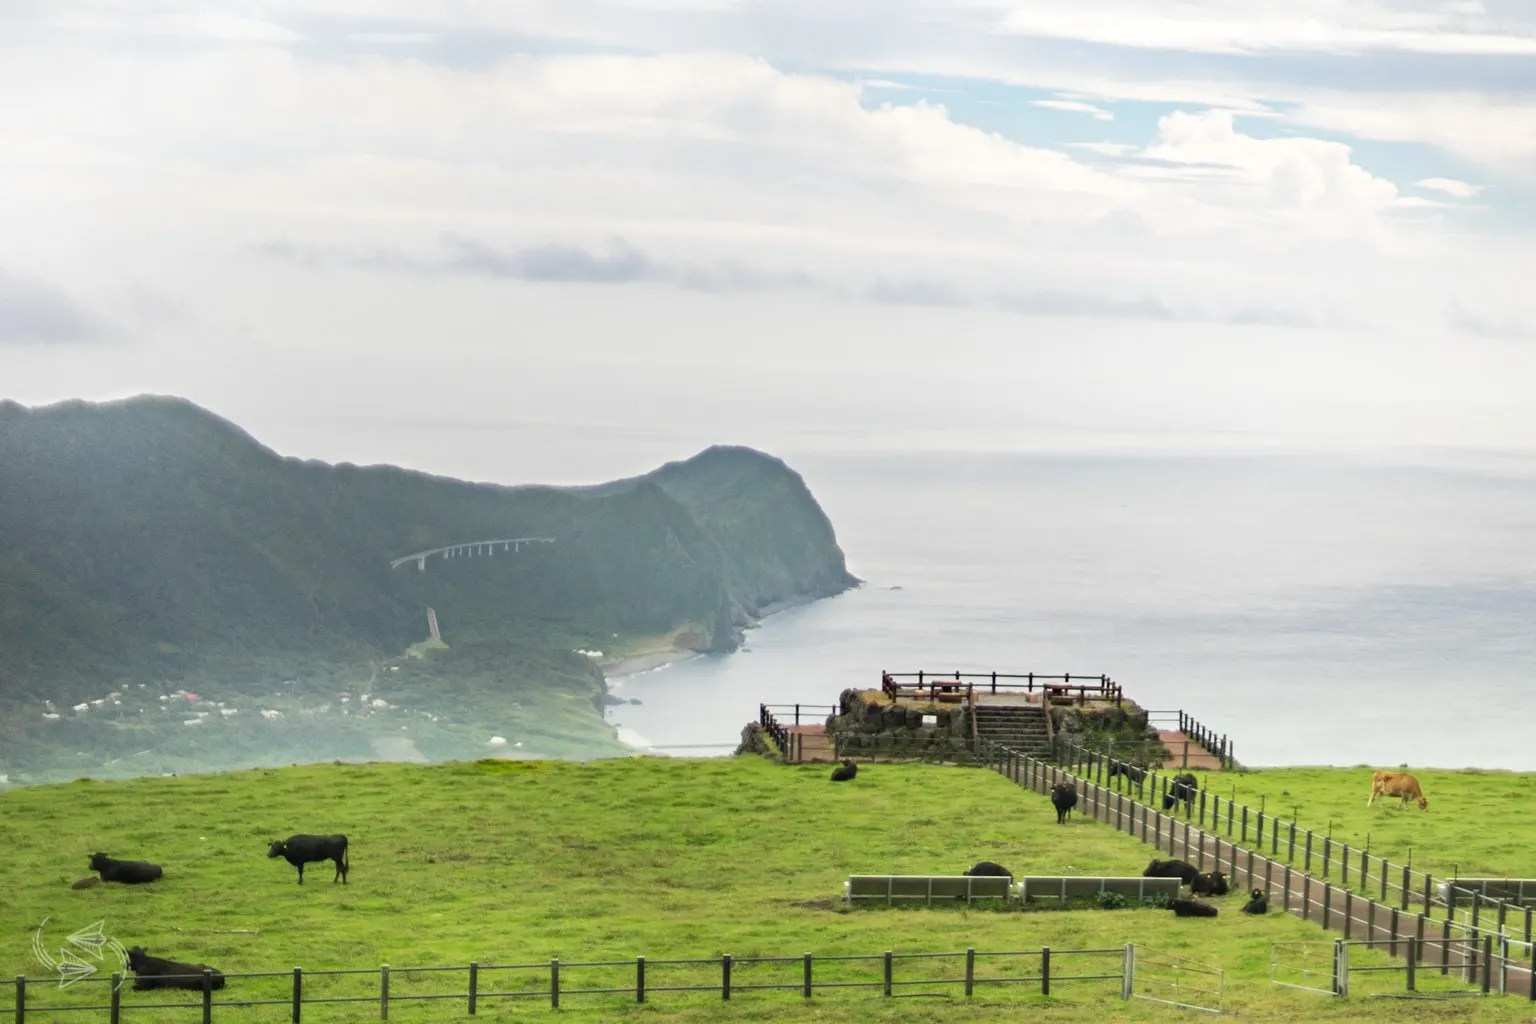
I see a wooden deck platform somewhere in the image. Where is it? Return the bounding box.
[1158,730,1225,770]
[786,724,835,763]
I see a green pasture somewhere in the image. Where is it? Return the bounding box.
[0,757,1526,1023]
[1143,766,1536,884]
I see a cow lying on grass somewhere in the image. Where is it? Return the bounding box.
[1050,781,1078,824]
[1143,858,1199,885]
[268,834,349,884]
[1171,898,1219,918]
[126,948,226,991]
[88,853,162,884]
[1241,888,1268,914]
[1368,770,1429,811]
[830,759,858,782]
[1191,871,1229,897]
[964,861,1012,878]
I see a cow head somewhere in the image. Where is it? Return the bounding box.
[266,840,286,859]
[88,853,108,870]
[125,948,148,970]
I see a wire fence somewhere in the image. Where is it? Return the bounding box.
[1049,734,1533,947]
[11,943,1179,1022]
[980,738,1536,1002]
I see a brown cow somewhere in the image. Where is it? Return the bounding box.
[1368,770,1428,811]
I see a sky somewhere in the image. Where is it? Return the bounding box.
[2,0,1535,484]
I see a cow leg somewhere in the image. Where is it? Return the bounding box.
[296,862,304,884]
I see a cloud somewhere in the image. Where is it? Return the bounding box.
[257,235,825,295]
[1415,176,1482,198]
[1448,299,1531,338]
[0,268,99,346]
[1030,98,1115,121]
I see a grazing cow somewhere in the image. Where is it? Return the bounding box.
[1050,781,1079,824]
[965,861,1012,878]
[1191,871,1229,897]
[1171,898,1219,918]
[88,853,163,884]
[267,834,349,884]
[1367,770,1429,811]
[125,948,226,991]
[829,759,858,782]
[1240,888,1268,915]
[1108,762,1147,787]
[1163,773,1198,815]
[1143,858,1199,885]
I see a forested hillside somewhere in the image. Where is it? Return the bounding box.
[0,396,857,781]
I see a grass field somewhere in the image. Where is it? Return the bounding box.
[3,757,1531,1023]
[1135,766,1536,883]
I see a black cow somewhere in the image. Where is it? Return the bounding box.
[1240,888,1268,915]
[1108,762,1147,787]
[964,861,1012,878]
[1143,858,1198,885]
[830,759,858,782]
[267,834,349,884]
[125,948,226,991]
[1163,773,1198,815]
[1050,781,1078,824]
[1170,898,1219,918]
[88,853,162,884]
[1191,871,1229,896]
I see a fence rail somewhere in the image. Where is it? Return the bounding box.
[12,944,1155,1021]
[1050,733,1530,939]
[760,704,837,728]
[980,737,1536,1002]
[881,671,1123,706]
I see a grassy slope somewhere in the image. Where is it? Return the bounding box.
[1144,766,1536,881]
[4,758,1525,1023]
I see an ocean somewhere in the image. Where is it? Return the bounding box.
[605,449,1536,770]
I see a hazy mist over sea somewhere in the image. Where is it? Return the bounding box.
[604,448,1536,771]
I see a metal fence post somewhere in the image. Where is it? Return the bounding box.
[202,968,214,1024]
[723,954,732,1000]
[882,952,892,997]
[110,973,122,1024]
[636,957,645,1004]
[550,960,559,1008]
[1041,947,1051,996]
[380,965,390,1021]
[1343,891,1353,940]
[468,962,478,1015]
[13,975,22,1024]
[803,953,812,999]
[965,949,975,997]
[1121,944,1134,1000]
[1482,935,1494,994]
[1401,864,1412,911]
[1406,938,1417,992]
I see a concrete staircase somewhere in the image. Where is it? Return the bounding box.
[972,704,1053,760]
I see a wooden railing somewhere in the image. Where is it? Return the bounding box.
[759,704,791,755]
[762,704,837,728]
[882,671,1122,707]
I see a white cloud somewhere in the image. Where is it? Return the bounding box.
[1031,98,1115,121]
[1415,177,1482,197]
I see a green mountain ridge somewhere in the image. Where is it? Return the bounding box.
[0,395,857,781]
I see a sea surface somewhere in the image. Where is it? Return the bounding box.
[606,450,1536,770]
